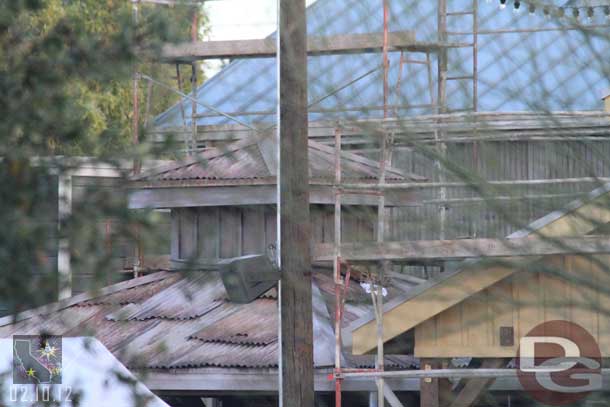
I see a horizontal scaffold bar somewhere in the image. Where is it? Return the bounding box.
[153,32,469,62]
[314,235,610,262]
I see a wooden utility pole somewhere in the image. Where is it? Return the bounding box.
[277,0,314,406]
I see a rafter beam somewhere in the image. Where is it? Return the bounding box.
[158,31,416,62]
[314,235,610,262]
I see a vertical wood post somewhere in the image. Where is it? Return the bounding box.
[437,0,447,114]
[277,0,313,406]
[420,359,440,407]
[436,0,448,240]
[57,173,72,300]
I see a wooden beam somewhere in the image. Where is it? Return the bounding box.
[159,31,416,62]
[383,384,406,407]
[314,235,610,262]
[449,359,506,407]
[278,1,314,406]
[129,185,417,209]
[420,359,440,407]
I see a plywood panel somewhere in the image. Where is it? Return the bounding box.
[540,256,570,338]
[488,278,515,349]
[264,206,277,249]
[565,255,598,342]
[435,300,464,349]
[513,269,543,343]
[198,207,219,258]
[463,291,491,350]
[414,255,610,357]
[310,205,325,244]
[322,206,334,243]
[242,206,266,255]
[179,208,198,259]
[171,209,180,260]
[415,318,437,351]
[591,254,610,351]
[220,207,242,258]
[353,262,516,354]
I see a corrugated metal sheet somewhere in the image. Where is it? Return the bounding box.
[157,144,270,181]
[140,138,421,186]
[107,272,226,321]
[79,272,180,306]
[0,270,418,370]
[190,298,277,345]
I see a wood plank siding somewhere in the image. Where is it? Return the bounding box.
[385,140,610,242]
[171,205,376,260]
[414,254,610,357]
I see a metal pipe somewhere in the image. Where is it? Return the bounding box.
[382,0,389,120]
[340,177,610,189]
[448,23,610,36]
[337,368,610,380]
[472,0,478,112]
[139,73,260,132]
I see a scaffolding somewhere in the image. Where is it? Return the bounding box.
[129,1,610,406]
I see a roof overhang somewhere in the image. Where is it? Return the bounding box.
[129,184,418,208]
[349,182,610,355]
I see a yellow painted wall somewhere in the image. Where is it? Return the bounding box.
[414,254,610,357]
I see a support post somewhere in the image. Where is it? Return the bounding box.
[334,128,343,407]
[277,0,313,406]
[436,0,448,240]
[57,173,72,300]
[189,63,198,155]
[131,0,142,276]
[420,359,440,407]
[188,7,199,155]
[382,0,389,119]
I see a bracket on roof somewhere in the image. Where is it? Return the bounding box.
[170,254,280,303]
[219,254,280,303]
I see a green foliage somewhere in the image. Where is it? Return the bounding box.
[0,0,203,313]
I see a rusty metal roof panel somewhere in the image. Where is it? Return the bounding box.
[0,306,101,337]
[347,354,419,369]
[0,269,418,371]
[167,341,279,369]
[79,272,180,306]
[138,137,424,185]
[156,144,270,181]
[189,298,277,346]
[107,272,225,321]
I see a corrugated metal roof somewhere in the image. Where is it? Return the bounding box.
[190,298,277,346]
[152,0,609,130]
[157,143,270,181]
[136,137,425,186]
[107,272,226,321]
[0,269,419,371]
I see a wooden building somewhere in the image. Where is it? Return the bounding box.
[131,135,425,262]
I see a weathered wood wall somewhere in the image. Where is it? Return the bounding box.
[171,205,375,260]
[386,140,610,242]
[53,176,170,295]
[414,254,610,357]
